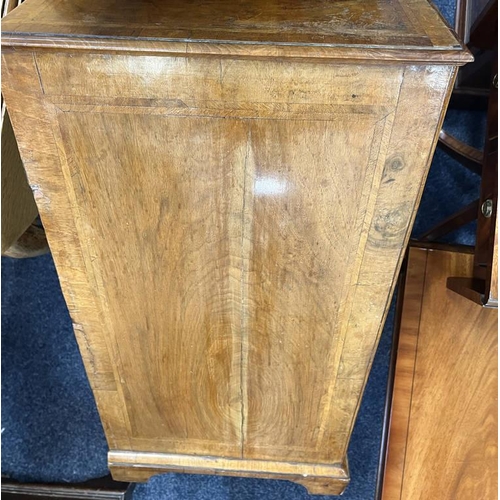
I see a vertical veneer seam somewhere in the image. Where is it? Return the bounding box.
[239,123,252,458]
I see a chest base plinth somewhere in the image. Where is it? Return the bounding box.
[108,450,349,495]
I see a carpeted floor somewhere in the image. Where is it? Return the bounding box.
[1,1,483,498]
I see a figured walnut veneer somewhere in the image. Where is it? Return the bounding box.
[2,0,471,494]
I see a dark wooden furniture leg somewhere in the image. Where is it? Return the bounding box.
[420,0,497,306]
[1,476,135,500]
[447,59,498,306]
[419,199,479,242]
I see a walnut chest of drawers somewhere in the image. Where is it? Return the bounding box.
[2,0,470,494]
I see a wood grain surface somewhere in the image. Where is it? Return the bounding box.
[1,0,472,64]
[108,450,349,494]
[491,217,498,300]
[1,0,469,493]
[382,247,498,500]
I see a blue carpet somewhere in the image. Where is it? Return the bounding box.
[2,0,483,497]
[1,254,109,483]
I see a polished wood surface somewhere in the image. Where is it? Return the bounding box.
[419,199,479,241]
[2,0,469,494]
[382,247,498,499]
[1,0,472,64]
[491,217,498,299]
[0,0,457,47]
[438,129,483,174]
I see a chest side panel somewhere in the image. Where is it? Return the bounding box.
[2,51,454,464]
